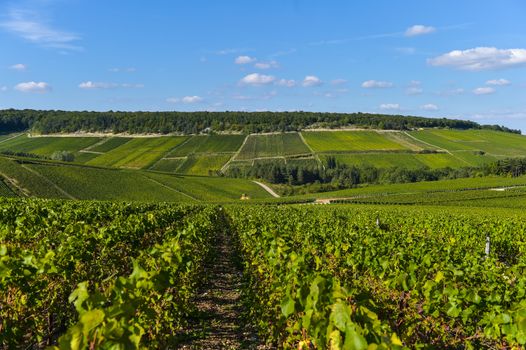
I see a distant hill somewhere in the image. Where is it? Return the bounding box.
[1,129,525,176]
[0,109,520,134]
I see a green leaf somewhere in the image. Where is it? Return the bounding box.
[331,301,351,331]
[69,282,90,313]
[343,326,368,350]
[281,296,295,317]
[329,329,342,350]
[80,309,105,334]
[128,324,144,347]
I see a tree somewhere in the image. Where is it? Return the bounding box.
[51,151,75,162]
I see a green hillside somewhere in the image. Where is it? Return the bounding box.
[236,133,311,160]
[86,137,187,168]
[302,130,409,152]
[1,129,525,178]
[0,156,270,202]
[0,134,102,157]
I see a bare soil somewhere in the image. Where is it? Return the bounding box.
[178,230,271,349]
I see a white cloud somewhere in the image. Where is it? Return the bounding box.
[473,87,495,95]
[406,87,423,95]
[79,81,117,89]
[109,67,136,72]
[166,96,203,104]
[437,88,465,96]
[79,81,143,89]
[396,47,416,55]
[121,83,144,88]
[1,86,8,92]
[15,81,50,93]
[302,75,322,87]
[215,48,253,55]
[182,96,203,103]
[362,80,393,88]
[235,55,256,64]
[331,79,347,86]
[166,97,179,103]
[254,60,279,69]
[1,8,81,50]
[232,95,253,100]
[421,103,439,111]
[405,25,436,37]
[428,47,526,71]
[276,79,296,87]
[239,73,276,86]
[10,63,27,71]
[380,103,400,110]
[486,78,511,86]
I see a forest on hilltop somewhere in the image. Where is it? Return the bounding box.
[0,109,520,134]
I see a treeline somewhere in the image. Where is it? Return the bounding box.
[0,109,520,134]
[0,150,75,162]
[225,156,526,195]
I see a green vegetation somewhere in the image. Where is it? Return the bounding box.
[0,156,271,202]
[3,109,519,134]
[50,150,75,162]
[88,137,132,152]
[227,204,526,348]
[145,172,270,201]
[0,157,69,198]
[1,199,221,348]
[291,175,526,201]
[0,178,15,197]
[166,135,244,157]
[87,137,187,169]
[0,135,102,157]
[409,129,526,156]
[302,131,409,152]
[149,158,187,172]
[325,153,426,169]
[177,154,232,175]
[236,133,311,160]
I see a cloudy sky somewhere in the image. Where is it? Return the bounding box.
[1,0,526,130]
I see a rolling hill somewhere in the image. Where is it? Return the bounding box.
[1,129,525,175]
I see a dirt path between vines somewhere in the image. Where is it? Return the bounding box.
[179,230,270,349]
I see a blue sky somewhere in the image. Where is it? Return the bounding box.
[1,0,526,131]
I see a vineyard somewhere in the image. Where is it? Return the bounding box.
[2,198,526,348]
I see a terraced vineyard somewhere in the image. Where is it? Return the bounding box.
[0,156,271,202]
[302,130,410,152]
[86,137,188,169]
[235,133,312,160]
[3,198,526,348]
[0,135,103,157]
[1,129,525,175]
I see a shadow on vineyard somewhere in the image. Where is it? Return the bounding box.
[178,222,269,349]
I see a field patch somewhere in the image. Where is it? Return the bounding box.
[302,131,410,153]
[0,135,103,156]
[24,163,193,201]
[236,133,310,160]
[89,137,132,153]
[145,172,271,201]
[326,153,424,169]
[167,135,245,157]
[87,137,187,169]
[413,153,467,168]
[0,157,69,198]
[149,158,187,173]
[408,130,526,156]
[177,154,232,175]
